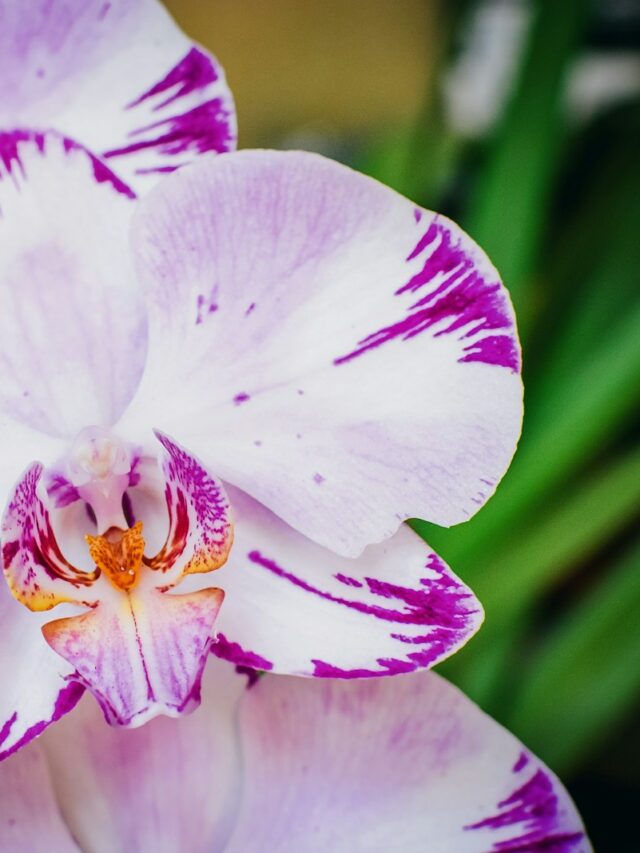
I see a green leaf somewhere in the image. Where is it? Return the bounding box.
[464,0,592,318]
[437,443,640,705]
[506,537,640,774]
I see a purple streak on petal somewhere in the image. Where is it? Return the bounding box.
[0,681,84,761]
[513,752,530,773]
[212,633,273,671]
[128,451,142,487]
[43,472,80,509]
[235,665,262,688]
[195,289,219,325]
[122,491,135,527]
[233,392,251,406]
[334,217,519,372]
[247,550,477,678]
[0,130,135,199]
[334,573,363,588]
[460,334,520,370]
[313,473,325,484]
[103,100,234,166]
[465,765,586,852]
[248,550,475,628]
[126,47,219,112]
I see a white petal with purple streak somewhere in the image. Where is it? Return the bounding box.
[0,0,236,193]
[224,672,590,852]
[0,582,83,761]
[0,131,144,438]
[211,486,482,678]
[123,150,523,556]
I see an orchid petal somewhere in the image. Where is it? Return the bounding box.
[142,431,233,588]
[125,150,523,556]
[0,582,83,762]
[2,462,105,611]
[211,487,482,678]
[42,586,224,727]
[43,658,245,853]
[0,131,144,437]
[0,0,236,193]
[225,672,590,852]
[0,743,77,851]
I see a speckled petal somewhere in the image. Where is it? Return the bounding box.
[123,150,523,557]
[211,486,482,678]
[42,586,224,727]
[0,0,236,193]
[224,672,590,852]
[143,432,233,588]
[2,462,105,611]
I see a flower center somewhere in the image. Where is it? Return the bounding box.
[86,521,145,591]
[65,425,135,534]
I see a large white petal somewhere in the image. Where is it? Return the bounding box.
[0,742,77,852]
[124,150,523,556]
[0,131,144,437]
[225,672,590,852]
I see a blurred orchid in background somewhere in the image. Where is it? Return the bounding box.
[0,662,588,852]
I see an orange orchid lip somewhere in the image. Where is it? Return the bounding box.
[86,522,146,592]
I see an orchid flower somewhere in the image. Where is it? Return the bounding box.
[0,662,589,851]
[0,0,236,193]
[0,0,523,759]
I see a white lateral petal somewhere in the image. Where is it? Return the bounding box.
[211,486,482,678]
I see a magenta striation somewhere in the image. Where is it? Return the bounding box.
[247,550,478,678]
[466,763,585,851]
[334,217,519,372]
[104,48,234,170]
[0,130,136,199]
[212,633,273,671]
[126,47,219,111]
[0,681,84,761]
[44,472,80,509]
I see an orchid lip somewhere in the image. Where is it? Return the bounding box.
[0,427,234,728]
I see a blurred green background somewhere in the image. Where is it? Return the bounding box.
[167,1,639,848]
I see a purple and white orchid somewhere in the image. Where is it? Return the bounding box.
[0,0,526,756]
[0,0,236,193]
[0,1,591,849]
[0,662,588,851]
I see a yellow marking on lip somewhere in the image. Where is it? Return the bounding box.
[86,521,145,592]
